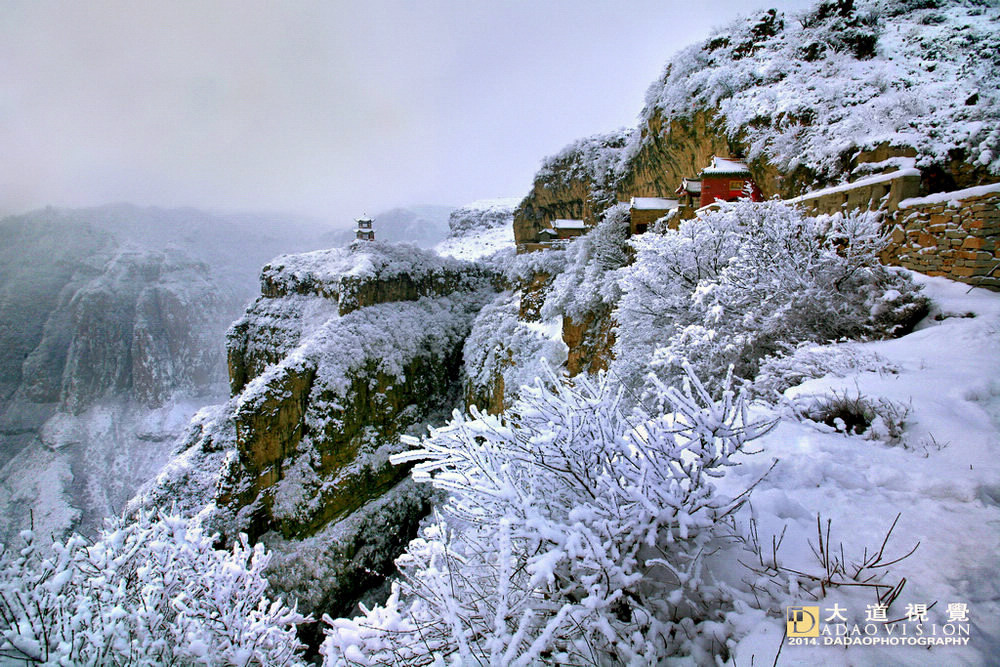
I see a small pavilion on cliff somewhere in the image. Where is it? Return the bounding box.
[355,216,375,241]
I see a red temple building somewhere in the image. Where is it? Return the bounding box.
[698,157,763,207]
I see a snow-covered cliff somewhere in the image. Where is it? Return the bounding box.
[515,0,1000,242]
[132,241,497,621]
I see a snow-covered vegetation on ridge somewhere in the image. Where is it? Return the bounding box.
[261,241,477,297]
[530,0,1000,206]
[322,366,773,664]
[640,0,1000,179]
[611,200,928,397]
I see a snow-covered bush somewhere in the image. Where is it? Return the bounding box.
[462,292,568,409]
[320,366,773,665]
[614,200,927,397]
[496,242,568,285]
[542,203,631,322]
[795,390,911,444]
[749,342,899,399]
[0,512,306,665]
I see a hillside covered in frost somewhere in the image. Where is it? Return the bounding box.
[2,0,998,664]
[642,0,1000,180]
[128,239,497,632]
[515,0,1000,243]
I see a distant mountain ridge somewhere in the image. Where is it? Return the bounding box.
[0,203,334,543]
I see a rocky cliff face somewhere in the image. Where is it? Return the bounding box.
[0,241,239,543]
[514,1,1000,245]
[133,241,496,621]
[508,0,1000,378]
[513,130,629,244]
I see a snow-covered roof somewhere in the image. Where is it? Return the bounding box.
[551,219,588,230]
[700,157,751,176]
[681,179,702,193]
[630,197,679,210]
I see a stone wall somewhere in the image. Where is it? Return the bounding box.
[884,186,1000,291]
[789,171,1000,291]
[790,168,922,215]
[630,207,673,234]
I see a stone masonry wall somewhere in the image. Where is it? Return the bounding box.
[884,187,1000,291]
[790,169,922,215]
[792,172,1000,292]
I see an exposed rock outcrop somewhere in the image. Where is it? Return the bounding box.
[133,241,497,622]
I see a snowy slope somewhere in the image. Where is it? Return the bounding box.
[435,197,518,261]
[719,274,1000,665]
[434,224,514,262]
[641,0,1000,180]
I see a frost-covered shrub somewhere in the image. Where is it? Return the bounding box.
[749,342,899,399]
[496,243,568,285]
[320,366,773,665]
[0,512,306,665]
[796,390,911,444]
[462,292,568,408]
[614,200,927,397]
[542,203,631,322]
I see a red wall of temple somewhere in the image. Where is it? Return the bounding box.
[699,176,762,207]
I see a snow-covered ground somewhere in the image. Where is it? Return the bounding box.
[0,397,213,545]
[434,223,514,261]
[722,274,1000,665]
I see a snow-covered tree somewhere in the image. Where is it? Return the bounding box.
[542,203,631,322]
[613,199,927,397]
[0,512,307,665]
[321,365,772,665]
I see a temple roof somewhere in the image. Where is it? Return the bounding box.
[551,218,588,230]
[701,156,751,176]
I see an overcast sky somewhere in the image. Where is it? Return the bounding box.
[0,0,816,223]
